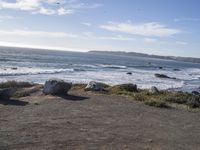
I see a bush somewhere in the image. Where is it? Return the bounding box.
[144,100,169,108]
[186,96,200,108]
[108,87,200,109]
[109,84,137,94]
[163,92,189,104]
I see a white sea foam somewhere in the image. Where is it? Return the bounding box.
[0,67,74,76]
[0,65,200,92]
[98,64,127,69]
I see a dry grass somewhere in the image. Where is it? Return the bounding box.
[0,81,43,99]
[109,86,200,109]
[13,85,43,98]
[0,81,34,89]
[71,84,87,91]
[144,99,169,108]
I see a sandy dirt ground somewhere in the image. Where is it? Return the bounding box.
[0,89,200,150]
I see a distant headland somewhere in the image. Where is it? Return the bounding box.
[89,51,200,64]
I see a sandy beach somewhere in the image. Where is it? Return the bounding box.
[0,83,200,150]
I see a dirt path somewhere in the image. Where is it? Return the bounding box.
[0,90,200,150]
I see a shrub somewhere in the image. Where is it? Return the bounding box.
[144,99,169,108]
[109,84,137,94]
[186,96,200,108]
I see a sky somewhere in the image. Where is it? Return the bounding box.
[0,0,200,57]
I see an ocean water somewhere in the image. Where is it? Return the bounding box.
[1,47,200,92]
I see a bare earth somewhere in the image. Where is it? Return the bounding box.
[0,89,200,150]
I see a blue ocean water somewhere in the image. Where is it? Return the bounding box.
[0,47,200,91]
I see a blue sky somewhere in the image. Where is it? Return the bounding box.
[0,0,200,57]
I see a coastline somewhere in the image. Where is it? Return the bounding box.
[1,47,200,92]
[0,80,200,110]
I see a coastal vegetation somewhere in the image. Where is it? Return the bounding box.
[0,80,200,110]
[108,85,200,109]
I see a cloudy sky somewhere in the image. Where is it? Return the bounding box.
[0,0,199,57]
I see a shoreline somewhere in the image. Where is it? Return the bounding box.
[0,78,197,94]
[0,80,200,110]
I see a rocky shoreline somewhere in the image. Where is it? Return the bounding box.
[0,80,200,110]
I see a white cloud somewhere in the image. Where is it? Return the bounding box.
[0,0,102,16]
[0,15,18,19]
[82,32,135,41]
[100,22,181,37]
[57,8,74,15]
[176,41,188,45]
[0,29,78,38]
[174,18,200,22]
[0,15,20,22]
[37,7,56,15]
[144,38,157,43]
[0,0,41,11]
[99,35,135,41]
[81,22,92,26]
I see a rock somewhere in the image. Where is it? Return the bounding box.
[158,67,163,69]
[155,74,169,78]
[11,67,17,70]
[116,84,137,92]
[126,72,132,75]
[192,91,200,96]
[155,74,176,79]
[43,79,72,95]
[173,69,180,71]
[0,88,17,99]
[149,86,159,94]
[85,81,109,91]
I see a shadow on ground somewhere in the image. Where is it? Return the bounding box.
[58,94,89,101]
[0,98,29,106]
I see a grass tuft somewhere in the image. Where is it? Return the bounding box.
[144,99,169,108]
[108,86,200,109]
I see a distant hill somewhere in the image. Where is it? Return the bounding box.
[89,51,200,64]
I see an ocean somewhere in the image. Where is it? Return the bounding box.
[0,47,200,92]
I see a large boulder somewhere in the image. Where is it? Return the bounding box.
[43,79,72,95]
[85,81,109,91]
[0,88,17,99]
